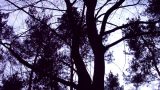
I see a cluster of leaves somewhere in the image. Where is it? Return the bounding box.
[124,19,160,87]
[3,0,160,89]
[0,5,90,89]
[1,74,24,90]
[124,0,160,87]
[58,7,81,44]
[23,10,66,89]
[0,8,66,89]
[146,0,160,19]
[104,72,123,90]
[58,7,91,59]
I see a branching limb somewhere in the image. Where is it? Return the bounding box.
[102,20,160,37]
[71,0,77,5]
[119,0,141,8]
[0,41,78,88]
[141,37,160,77]
[100,0,125,37]
[5,0,70,46]
[105,31,160,51]
[95,0,111,18]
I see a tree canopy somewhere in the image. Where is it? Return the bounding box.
[0,0,160,90]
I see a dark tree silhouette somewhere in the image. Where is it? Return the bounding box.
[0,0,160,90]
[105,72,123,90]
[124,0,160,88]
[1,74,24,90]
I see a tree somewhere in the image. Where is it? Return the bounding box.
[1,73,24,90]
[105,72,123,90]
[0,0,160,90]
[124,0,160,88]
[25,11,64,90]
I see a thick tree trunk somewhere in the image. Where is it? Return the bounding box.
[84,0,105,90]
[92,47,105,90]
[71,15,92,89]
[71,27,92,88]
[71,31,92,90]
[64,1,92,89]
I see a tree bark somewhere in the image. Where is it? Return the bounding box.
[70,59,74,90]
[64,0,92,89]
[84,0,105,90]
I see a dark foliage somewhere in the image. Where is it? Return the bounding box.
[124,19,159,87]
[1,0,160,90]
[146,0,160,19]
[24,12,64,89]
[105,72,123,90]
[124,0,160,87]
[58,7,91,60]
[1,74,24,90]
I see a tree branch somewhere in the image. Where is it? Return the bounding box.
[5,0,70,46]
[71,0,77,5]
[101,20,160,37]
[10,47,77,88]
[0,41,77,88]
[100,0,125,37]
[119,0,141,8]
[105,31,160,51]
[64,1,92,89]
[28,49,39,90]
[141,36,160,77]
[95,0,111,18]
[32,6,66,11]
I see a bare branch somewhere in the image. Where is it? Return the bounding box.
[96,0,143,19]
[95,0,111,18]
[3,0,43,11]
[32,6,65,11]
[97,20,118,27]
[100,0,125,37]
[102,20,160,37]
[119,0,143,8]
[105,31,160,51]
[71,0,77,5]
[5,0,70,46]
[0,41,77,88]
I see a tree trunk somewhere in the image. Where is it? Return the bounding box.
[70,59,74,90]
[84,0,105,90]
[92,47,105,90]
[64,1,92,89]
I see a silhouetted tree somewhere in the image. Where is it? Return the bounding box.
[0,0,160,90]
[1,74,24,90]
[124,0,160,88]
[105,72,123,90]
